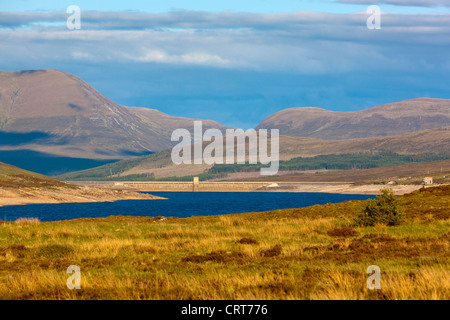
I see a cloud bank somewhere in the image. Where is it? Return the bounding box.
[0,10,449,73]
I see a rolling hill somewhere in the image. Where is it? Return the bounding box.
[256,98,450,139]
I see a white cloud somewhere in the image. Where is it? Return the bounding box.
[129,49,232,67]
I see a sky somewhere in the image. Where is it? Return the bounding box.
[0,0,449,128]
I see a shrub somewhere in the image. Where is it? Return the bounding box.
[355,188,404,226]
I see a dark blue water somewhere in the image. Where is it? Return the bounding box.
[0,192,375,222]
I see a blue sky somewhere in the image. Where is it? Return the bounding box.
[1,1,449,128]
[2,0,449,13]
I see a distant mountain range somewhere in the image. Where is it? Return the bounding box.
[0,68,449,176]
[256,98,450,139]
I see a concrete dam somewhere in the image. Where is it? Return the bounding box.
[69,181,272,192]
[68,180,345,192]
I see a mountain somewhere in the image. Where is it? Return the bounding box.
[0,69,229,160]
[58,127,450,181]
[256,98,450,139]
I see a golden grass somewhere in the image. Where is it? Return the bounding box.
[0,186,448,300]
[14,217,40,224]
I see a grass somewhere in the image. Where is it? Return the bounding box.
[14,217,41,224]
[0,185,448,300]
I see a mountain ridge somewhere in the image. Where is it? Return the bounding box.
[256,98,450,139]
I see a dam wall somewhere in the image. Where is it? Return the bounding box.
[116,181,272,192]
[69,181,273,192]
[68,181,350,192]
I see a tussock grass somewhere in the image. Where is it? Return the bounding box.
[0,185,448,299]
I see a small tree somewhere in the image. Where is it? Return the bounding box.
[355,188,404,226]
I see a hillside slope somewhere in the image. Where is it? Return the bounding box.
[58,127,450,181]
[0,162,163,207]
[233,160,450,184]
[0,161,66,188]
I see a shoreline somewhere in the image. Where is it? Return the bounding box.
[0,185,166,207]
